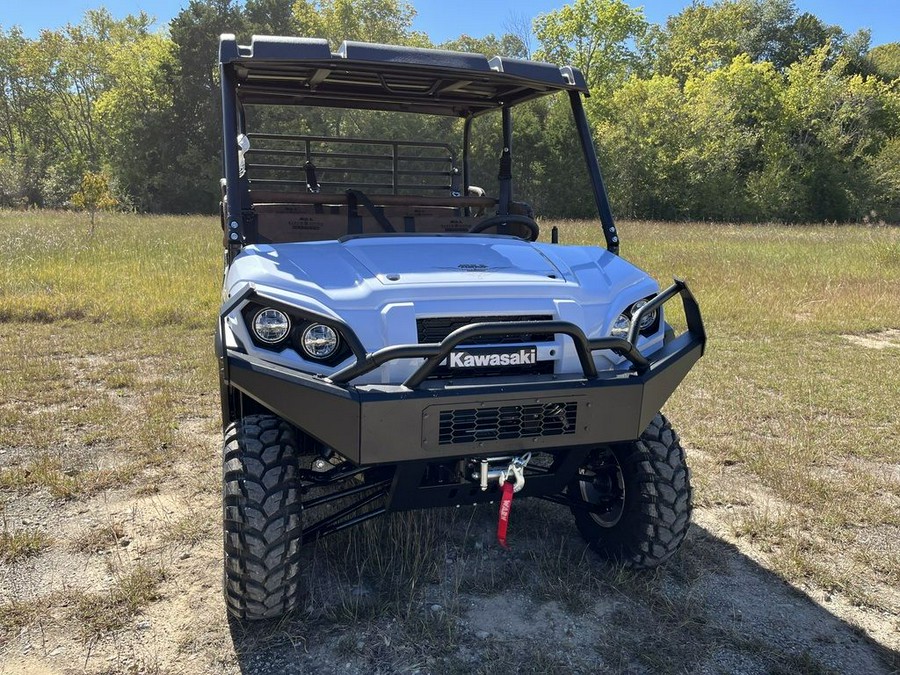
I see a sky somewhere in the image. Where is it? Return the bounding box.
[2,0,898,47]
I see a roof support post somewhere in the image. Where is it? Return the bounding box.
[497,106,513,216]
[220,62,243,255]
[462,115,472,197]
[568,91,619,255]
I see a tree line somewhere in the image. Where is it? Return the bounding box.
[0,0,898,222]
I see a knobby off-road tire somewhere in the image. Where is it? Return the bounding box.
[570,414,691,568]
[223,414,303,620]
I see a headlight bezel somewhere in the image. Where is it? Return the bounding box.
[610,313,631,339]
[240,301,353,365]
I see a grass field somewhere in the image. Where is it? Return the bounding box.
[0,209,898,674]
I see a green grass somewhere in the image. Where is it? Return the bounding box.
[0,210,220,326]
[0,216,218,498]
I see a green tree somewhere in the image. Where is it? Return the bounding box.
[533,0,648,94]
[292,0,428,49]
[71,170,117,233]
[0,27,37,203]
[683,55,787,220]
[867,42,900,82]
[0,153,27,207]
[245,0,297,34]
[650,1,749,80]
[440,33,528,58]
[95,32,175,211]
[0,0,895,223]
[651,0,870,78]
[0,12,155,206]
[160,0,246,213]
[0,28,28,161]
[596,74,691,219]
[870,137,900,221]
[781,45,897,220]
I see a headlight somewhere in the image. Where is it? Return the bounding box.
[301,324,340,359]
[610,313,630,338]
[631,299,658,330]
[252,308,291,343]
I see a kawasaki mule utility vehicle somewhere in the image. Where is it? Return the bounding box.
[216,35,706,620]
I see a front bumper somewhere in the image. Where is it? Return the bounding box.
[221,280,706,465]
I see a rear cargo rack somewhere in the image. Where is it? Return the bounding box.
[245,133,460,196]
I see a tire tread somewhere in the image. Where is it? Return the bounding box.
[571,413,692,568]
[223,414,303,620]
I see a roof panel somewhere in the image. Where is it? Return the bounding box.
[248,35,332,61]
[220,34,588,116]
[338,41,493,72]
[488,56,570,87]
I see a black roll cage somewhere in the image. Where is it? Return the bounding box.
[218,35,620,256]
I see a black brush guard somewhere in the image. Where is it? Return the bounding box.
[221,279,705,465]
[219,279,704,539]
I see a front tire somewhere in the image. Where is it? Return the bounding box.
[568,414,691,568]
[223,414,304,620]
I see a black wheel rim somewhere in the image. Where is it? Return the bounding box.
[577,448,625,527]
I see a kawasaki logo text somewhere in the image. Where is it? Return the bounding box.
[447,347,537,369]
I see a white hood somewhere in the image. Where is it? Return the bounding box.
[226,235,650,300]
[341,236,564,285]
[225,235,658,364]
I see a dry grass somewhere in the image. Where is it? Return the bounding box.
[160,513,214,546]
[0,597,45,634]
[71,521,126,553]
[0,211,897,672]
[0,210,220,326]
[69,563,167,638]
[0,527,52,562]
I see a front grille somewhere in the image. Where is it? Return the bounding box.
[438,401,577,445]
[417,315,554,345]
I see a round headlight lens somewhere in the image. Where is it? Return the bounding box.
[631,299,658,331]
[610,313,631,338]
[302,324,340,359]
[252,308,291,343]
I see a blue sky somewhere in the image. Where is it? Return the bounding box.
[3,0,898,46]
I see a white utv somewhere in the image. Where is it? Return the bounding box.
[216,35,706,620]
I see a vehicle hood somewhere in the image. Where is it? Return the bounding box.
[225,235,656,329]
[341,236,564,284]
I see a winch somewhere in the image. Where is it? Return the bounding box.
[471,453,533,492]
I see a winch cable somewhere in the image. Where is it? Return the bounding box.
[496,452,531,549]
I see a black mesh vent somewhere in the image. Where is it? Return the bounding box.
[417,315,553,345]
[438,401,577,445]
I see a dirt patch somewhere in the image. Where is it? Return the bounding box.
[2,484,898,674]
[842,329,900,350]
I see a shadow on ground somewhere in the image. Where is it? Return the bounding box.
[226,501,899,675]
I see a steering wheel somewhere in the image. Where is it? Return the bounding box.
[467,214,540,242]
